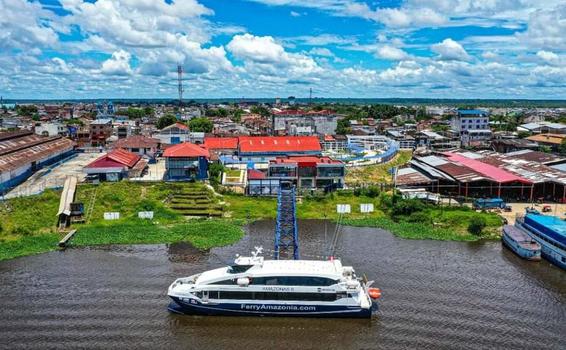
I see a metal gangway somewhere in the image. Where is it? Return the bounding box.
[274,182,299,260]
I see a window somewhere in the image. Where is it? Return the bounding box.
[210,279,238,285]
[228,265,253,274]
[251,276,338,286]
[210,291,338,302]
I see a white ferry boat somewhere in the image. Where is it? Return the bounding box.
[168,248,381,318]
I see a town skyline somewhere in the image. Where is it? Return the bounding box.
[1,0,565,100]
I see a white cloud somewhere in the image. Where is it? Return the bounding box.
[309,47,334,57]
[0,0,59,50]
[536,50,563,66]
[101,50,133,75]
[431,38,471,61]
[290,10,301,17]
[377,45,410,60]
[516,4,566,49]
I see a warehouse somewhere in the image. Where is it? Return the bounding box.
[0,130,75,192]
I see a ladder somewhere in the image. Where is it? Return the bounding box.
[85,187,98,223]
[274,182,299,260]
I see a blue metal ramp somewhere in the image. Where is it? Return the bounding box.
[274,182,299,260]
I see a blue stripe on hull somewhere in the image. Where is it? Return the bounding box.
[168,298,374,318]
[541,248,566,270]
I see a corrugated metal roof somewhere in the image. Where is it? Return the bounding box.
[239,136,321,154]
[85,149,141,169]
[395,167,434,186]
[444,152,530,184]
[0,136,75,173]
[204,137,239,150]
[163,142,210,158]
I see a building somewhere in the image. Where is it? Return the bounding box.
[518,122,566,135]
[0,130,75,192]
[525,133,566,152]
[346,135,391,151]
[153,122,204,145]
[34,122,68,137]
[248,156,345,195]
[320,135,348,152]
[83,148,147,181]
[268,156,345,189]
[386,130,415,150]
[271,110,342,136]
[237,136,322,163]
[491,138,539,153]
[89,119,113,147]
[403,150,566,202]
[113,135,160,158]
[203,137,239,156]
[163,142,210,180]
[451,110,491,146]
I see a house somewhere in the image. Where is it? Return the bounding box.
[320,134,348,152]
[526,133,566,152]
[268,156,345,190]
[153,122,204,145]
[518,122,566,135]
[83,148,147,182]
[89,119,113,147]
[34,122,68,137]
[163,142,210,180]
[113,135,160,158]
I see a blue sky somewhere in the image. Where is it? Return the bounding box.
[1,0,565,99]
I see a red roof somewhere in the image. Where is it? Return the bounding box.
[270,156,342,165]
[273,110,334,116]
[85,149,140,169]
[238,136,321,153]
[247,169,267,180]
[162,122,188,131]
[204,137,238,150]
[163,142,210,158]
[443,152,531,184]
[114,135,159,149]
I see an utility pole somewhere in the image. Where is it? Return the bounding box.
[177,64,184,107]
[309,87,312,105]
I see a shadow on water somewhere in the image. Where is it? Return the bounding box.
[0,219,564,350]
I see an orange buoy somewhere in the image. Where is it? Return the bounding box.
[368,288,382,299]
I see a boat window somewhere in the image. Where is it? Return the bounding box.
[228,265,253,274]
[251,276,338,286]
[211,291,338,302]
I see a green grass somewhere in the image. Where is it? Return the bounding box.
[0,233,61,261]
[345,150,412,185]
[343,207,502,241]
[73,219,244,249]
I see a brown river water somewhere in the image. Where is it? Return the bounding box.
[0,220,565,350]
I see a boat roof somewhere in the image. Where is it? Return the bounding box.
[525,214,566,242]
[196,259,345,284]
[503,225,533,243]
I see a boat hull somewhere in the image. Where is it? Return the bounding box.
[168,297,375,318]
[516,221,566,270]
[502,233,541,261]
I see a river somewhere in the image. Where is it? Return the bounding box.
[0,220,564,349]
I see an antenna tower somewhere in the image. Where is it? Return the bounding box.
[177,64,184,106]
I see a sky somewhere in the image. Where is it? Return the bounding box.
[1,0,565,99]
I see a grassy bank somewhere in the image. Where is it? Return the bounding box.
[0,180,503,261]
[345,150,412,186]
[73,219,244,250]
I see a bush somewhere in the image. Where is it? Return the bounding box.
[407,211,431,224]
[392,199,424,217]
[365,185,380,198]
[11,226,33,236]
[468,216,487,236]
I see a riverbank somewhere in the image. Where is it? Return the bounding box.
[0,181,503,261]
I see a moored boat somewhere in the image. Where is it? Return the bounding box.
[167,248,380,318]
[516,214,566,270]
[501,225,541,261]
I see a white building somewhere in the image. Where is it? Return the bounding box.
[153,122,204,145]
[451,110,491,146]
[35,123,67,137]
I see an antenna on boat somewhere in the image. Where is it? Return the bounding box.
[251,246,263,258]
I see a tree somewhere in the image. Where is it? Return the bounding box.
[143,106,154,118]
[189,117,213,133]
[468,216,487,236]
[231,109,244,123]
[336,118,351,135]
[156,114,177,129]
[559,138,566,156]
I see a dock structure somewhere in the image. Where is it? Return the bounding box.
[274,182,299,260]
[56,176,78,229]
[58,229,77,248]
